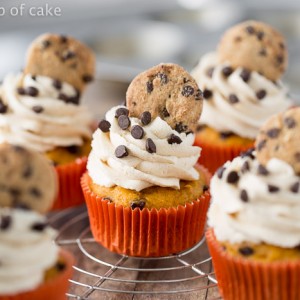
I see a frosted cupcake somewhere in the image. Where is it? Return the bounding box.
[206,107,300,300]
[82,63,211,257]
[192,20,292,173]
[0,33,95,209]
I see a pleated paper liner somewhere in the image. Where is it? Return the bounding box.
[51,157,88,211]
[0,249,74,300]
[194,137,254,174]
[206,228,300,300]
[81,165,211,257]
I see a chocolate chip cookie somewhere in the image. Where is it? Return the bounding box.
[0,144,57,213]
[24,33,95,92]
[126,63,203,133]
[255,107,300,174]
[218,20,287,81]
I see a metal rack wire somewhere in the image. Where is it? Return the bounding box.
[49,206,221,299]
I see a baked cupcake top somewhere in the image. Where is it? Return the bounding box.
[0,33,94,152]
[87,63,203,191]
[208,107,300,248]
[192,20,291,139]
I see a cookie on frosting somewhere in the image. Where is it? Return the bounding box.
[255,107,300,174]
[126,63,203,133]
[0,144,57,213]
[24,33,95,92]
[218,20,287,81]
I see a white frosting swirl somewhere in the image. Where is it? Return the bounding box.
[87,106,201,191]
[0,73,93,152]
[0,208,58,295]
[192,52,291,139]
[208,154,300,248]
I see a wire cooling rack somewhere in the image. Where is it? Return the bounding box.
[48,206,221,300]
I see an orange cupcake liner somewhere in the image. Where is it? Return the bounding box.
[194,137,254,174]
[51,157,88,211]
[206,228,300,300]
[81,165,211,257]
[0,249,74,300]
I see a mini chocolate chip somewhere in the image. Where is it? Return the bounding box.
[0,215,12,230]
[167,134,182,145]
[257,31,264,40]
[240,69,251,83]
[227,171,239,184]
[29,187,42,198]
[130,199,146,210]
[220,131,234,139]
[60,35,68,43]
[31,75,36,80]
[26,86,39,97]
[268,185,280,193]
[31,222,48,231]
[245,26,255,34]
[203,185,209,192]
[203,89,213,99]
[9,188,21,200]
[240,189,249,202]
[228,94,239,104]
[239,246,254,256]
[98,120,111,132]
[277,55,284,64]
[206,67,214,78]
[146,138,156,154]
[222,66,233,77]
[115,107,129,118]
[241,161,250,173]
[279,42,285,49]
[32,105,44,113]
[146,81,153,93]
[140,111,152,125]
[295,152,300,162]
[162,107,170,118]
[258,164,269,176]
[257,140,267,151]
[42,40,51,48]
[66,145,79,154]
[118,115,131,130]
[82,74,94,83]
[62,50,75,61]
[23,165,32,178]
[115,145,128,158]
[175,123,188,133]
[266,128,280,138]
[195,89,203,100]
[183,77,190,84]
[157,73,168,84]
[56,261,66,271]
[284,117,296,129]
[58,93,69,102]
[182,86,194,97]
[241,147,255,159]
[53,79,62,90]
[17,87,26,95]
[68,93,80,105]
[131,125,144,139]
[259,48,267,56]
[0,102,8,114]
[256,89,267,100]
[217,166,226,179]
[290,182,300,193]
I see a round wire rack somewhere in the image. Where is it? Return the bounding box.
[49,206,221,300]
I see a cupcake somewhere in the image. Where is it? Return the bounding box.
[206,107,300,299]
[0,143,74,300]
[192,20,292,173]
[0,33,95,210]
[82,63,211,257]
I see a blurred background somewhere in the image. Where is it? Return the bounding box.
[0,0,299,117]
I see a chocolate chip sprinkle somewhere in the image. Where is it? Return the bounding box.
[175,122,188,133]
[245,25,255,34]
[217,166,226,179]
[195,89,203,100]
[29,187,42,198]
[203,89,213,99]
[58,93,69,102]
[240,189,249,202]
[42,40,51,49]
[241,147,255,159]
[256,89,267,100]
[157,73,168,84]
[203,185,209,192]
[146,81,153,93]
[0,100,8,114]
[162,107,170,118]
[257,31,264,40]
[0,215,12,230]
[268,185,280,193]
[115,107,129,118]
[182,85,194,97]
[240,69,251,83]
[53,79,62,90]
[241,161,250,173]
[98,119,111,132]
[32,105,44,114]
[290,182,299,193]
[284,117,296,129]
[82,74,94,83]
[62,50,75,61]
[31,75,36,81]
[146,138,156,154]
[222,66,233,77]
[239,246,254,256]
[31,222,48,232]
[258,164,269,176]
[131,125,144,139]
[27,86,39,97]
[167,134,182,145]
[17,87,26,95]
[130,199,146,210]
[228,94,239,104]
[266,128,280,138]
[118,115,131,130]
[227,171,239,184]
[140,111,152,125]
[115,145,128,158]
